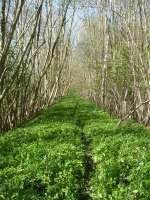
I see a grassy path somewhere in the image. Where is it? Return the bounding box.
[0,96,150,200]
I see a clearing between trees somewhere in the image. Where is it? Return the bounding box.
[0,96,149,200]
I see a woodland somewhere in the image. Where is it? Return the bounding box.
[0,0,150,199]
[0,0,150,131]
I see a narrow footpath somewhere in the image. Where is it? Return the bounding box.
[79,128,94,200]
[74,105,95,200]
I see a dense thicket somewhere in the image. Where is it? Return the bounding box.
[0,0,74,132]
[1,0,150,132]
[72,0,150,125]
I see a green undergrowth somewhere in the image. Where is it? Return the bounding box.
[82,106,150,200]
[0,97,84,200]
[0,96,150,199]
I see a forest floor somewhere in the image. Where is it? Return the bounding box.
[0,96,150,200]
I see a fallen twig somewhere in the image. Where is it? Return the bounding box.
[117,100,150,126]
